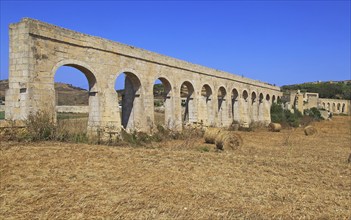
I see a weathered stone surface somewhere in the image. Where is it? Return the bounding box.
[56,106,89,114]
[283,90,350,115]
[319,98,350,115]
[5,18,282,135]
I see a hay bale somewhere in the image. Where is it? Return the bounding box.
[269,123,281,132]
[230,123,240,131]
[215,131,243,150]
[204,127,221,144]
[304,125,317,136]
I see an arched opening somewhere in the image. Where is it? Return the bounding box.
[272,95,276,103]
[218,87,227,111]
[322,102,326,109]
[263,94,271,123]
[259,93,264,103]
[241,90,250,123]
[337,103,341,113]
[54,64,97,133]
[153,77,172,128]
[327,103,330,111]
[258,93,264,121]
[115,72,142,131]
[332,103,336,113]
[200,84,213,125]
[231,89,239,122]
[251,92,257,104]
[218,86,227,126]
[251,92,258,121]
[342,103,345,113]
[243,90,249,101]
[180,81,195,124]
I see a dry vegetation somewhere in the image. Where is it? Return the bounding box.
[1,117,351,219]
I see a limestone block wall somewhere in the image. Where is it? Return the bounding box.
[5,18,282,135]
[56,106,89,114]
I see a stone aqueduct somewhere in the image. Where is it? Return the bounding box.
[319,98,349,114]
[5,18,282,134]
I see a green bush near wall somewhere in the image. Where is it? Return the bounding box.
[0,111,4,120]
[270,103,303,127]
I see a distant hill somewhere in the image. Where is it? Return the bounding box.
[282,80,351,100]
[54,82,89,105]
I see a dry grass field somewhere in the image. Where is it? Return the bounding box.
[1,116,350,219]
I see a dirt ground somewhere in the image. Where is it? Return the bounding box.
[1,116,350,219]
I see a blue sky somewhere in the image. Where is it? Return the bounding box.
[0,1,350,89]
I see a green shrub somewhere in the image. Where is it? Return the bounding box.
[270,103,285,123]
[284,109,302,127]
[0,111,4,120]
[154,100,163,107]
[270,103,302,127]
[304,107,323,120]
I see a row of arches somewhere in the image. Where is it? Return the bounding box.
[53,61,280,132]
[321,102,347,114]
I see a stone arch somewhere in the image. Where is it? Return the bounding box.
[217,86,228,126]
[180,81,196,123]
[152,76,173,128]
[242,90,249,101]
[327,103,330,111]
[240,90,250,124]
[263,94,272,124]
[337,103,341,113]
[115,70,143,131]
[251,91,257,104]
[272,95,276,103]
[342,103,346,113]
[52,59,98,91]
[52,59,99,131]
[251,91,258,121]
[259,93,264,103]
[231,88,239,122]
[332,103,336,113]
[218,86,227,110]
[200,84,214,125]
[322,102,326,109]
[258,93,264,121]
[201,84,213,98]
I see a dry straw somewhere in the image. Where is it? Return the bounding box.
[1,116,350,219]
[304,125,317,136]
[269,123,281,132]
[204,127,221,144]
[215,131,243,150]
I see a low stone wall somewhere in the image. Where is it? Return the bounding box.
[56,106,89,114]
